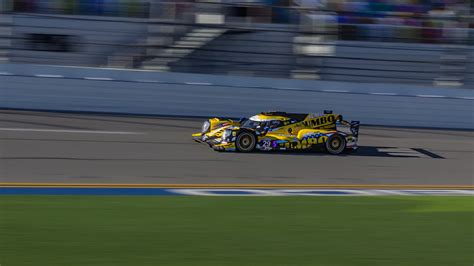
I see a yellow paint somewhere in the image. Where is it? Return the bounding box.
[251,114,290,121]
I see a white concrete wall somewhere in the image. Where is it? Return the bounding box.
[1,63,473,129]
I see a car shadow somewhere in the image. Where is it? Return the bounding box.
[251,146,444,159]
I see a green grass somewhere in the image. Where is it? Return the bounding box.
[1,196,473,266]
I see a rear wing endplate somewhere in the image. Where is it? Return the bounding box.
[350,121,360,137]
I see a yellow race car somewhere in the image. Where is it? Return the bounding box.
[192,111,359,154]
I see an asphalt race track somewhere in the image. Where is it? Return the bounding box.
[0,110,473,185]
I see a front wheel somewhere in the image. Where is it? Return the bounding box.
[235,131,256,152]
[325,134,346,155]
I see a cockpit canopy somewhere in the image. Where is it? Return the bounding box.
[241,118,283,130]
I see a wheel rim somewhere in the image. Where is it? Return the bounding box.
[326,134,346,154]
[240,135,251,148]
[330,138,341,149]
[237,133,255,152]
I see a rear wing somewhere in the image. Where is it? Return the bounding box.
[337,118,359,137]
[350,121,360,137]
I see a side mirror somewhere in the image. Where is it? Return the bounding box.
[256,125,269,135]
[263,126,270,135]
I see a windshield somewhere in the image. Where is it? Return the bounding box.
[241,119,264,129]
[241,119,282,130]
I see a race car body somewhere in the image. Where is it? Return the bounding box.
[192,111,360,154]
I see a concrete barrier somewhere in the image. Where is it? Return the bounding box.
[1,63,473,129]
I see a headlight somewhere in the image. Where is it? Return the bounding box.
[222,129,232,141]
[201,121,210,133]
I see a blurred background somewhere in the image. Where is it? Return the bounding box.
[0,0,472,86]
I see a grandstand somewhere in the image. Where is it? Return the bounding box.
[1,0,472,86]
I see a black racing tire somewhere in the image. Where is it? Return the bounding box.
[235,131,256,153]
[325,134,346,155]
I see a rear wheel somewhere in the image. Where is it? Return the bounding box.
[235,131,256,152]
[325,134,346,155]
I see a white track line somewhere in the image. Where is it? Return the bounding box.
[35,74,64,78]
[368,92,398,96]
[169,189,474,196]
[416,94,446,98]
[277,87,302,90]
[134,79,162,83]
[0,128,144,135]
[322,89,350,93]
[0,72,13,75]
[83,77,114,81]
[185,82,213,85]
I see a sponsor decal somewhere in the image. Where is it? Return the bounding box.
[300,115,336,128]
[259,140,272,150]
[279,135,329,150]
